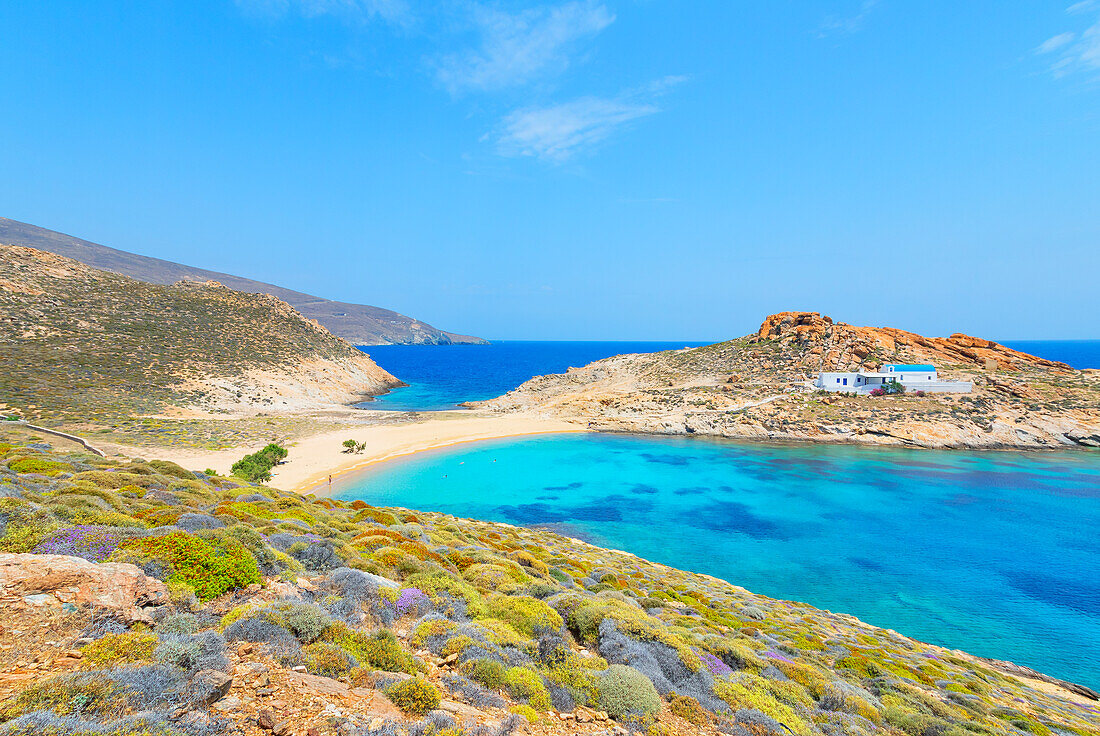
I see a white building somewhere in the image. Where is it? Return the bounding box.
[814,363,972,394]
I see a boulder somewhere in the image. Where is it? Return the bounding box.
[0,553,168,618]
[191,669,234,705]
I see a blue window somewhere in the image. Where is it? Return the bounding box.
[836,378,840,383]
[842,378,848,386]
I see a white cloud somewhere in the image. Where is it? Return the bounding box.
[1037,12,1100,77]
[236,0,411,25]
[434,1,614,94]
[1037,32,1076,53]
[815,0,880,38]
[1067,1,1097,15]
[496,76,685,161]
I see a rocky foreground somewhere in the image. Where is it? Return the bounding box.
[476,312,1100,450]
[1,438,1098,736]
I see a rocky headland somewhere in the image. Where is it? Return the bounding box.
[475,312,1100,450]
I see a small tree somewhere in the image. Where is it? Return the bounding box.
[342,439,357,454]
[355,442,367,454]
[886,379,906,395]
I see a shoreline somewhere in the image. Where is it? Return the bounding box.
[119,412,585,495]
[298,417,587,496]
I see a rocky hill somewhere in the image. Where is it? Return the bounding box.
[0,217,487,346]
[0,438,1096,736]
[477,312,1100,450]
[0,245,403,426]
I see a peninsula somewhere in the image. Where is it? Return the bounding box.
[475,312,1100,450]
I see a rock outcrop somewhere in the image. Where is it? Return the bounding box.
[0,552,168,618]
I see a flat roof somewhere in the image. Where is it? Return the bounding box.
[882,364,936,371]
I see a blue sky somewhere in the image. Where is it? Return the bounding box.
[2,1,1098,340]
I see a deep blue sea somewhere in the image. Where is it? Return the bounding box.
[359,340,1100,412]
[345,339,1100,688]
[358,341,705,411]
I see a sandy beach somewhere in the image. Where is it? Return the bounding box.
[130,412,584,495]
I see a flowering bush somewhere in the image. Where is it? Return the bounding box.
[870,388,886,396]
[697,650,733,678]
[114,531,259,600]
[393,587,430,617]
[33,525,123,562]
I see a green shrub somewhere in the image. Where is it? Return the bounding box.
[464,658,508,689]
[485,593,563,637]
[384,677,441,716]
[114,531,259,600]
[148,460,195,479]
[596,664,661,721]
[669,694,709,724]
[713,676,811,735]
[509,704,540,723]
[303,641,357,678]
[80,631,158,667]
[503,667,551,712]
[324,624,417,674]
[231,444,287,483]
[7,457,70,476]
[0,674,121,720]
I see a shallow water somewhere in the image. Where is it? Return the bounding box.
[335,433,1100,689]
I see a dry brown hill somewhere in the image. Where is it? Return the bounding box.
[478,312,1100,450]
[0,217,487,345]
[0,245,403,426]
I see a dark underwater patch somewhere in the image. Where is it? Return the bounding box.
[543,481,585,491]
[628,483,659,495]
[536,495,560,501]
[1006,570,1100,616]
[640,452,690,466]
[495,494,651,525]
[674,486,708,496]
[679,501,794,540]
[849,556,888,573]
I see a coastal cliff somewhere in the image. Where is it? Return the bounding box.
[0,245,404,424]
[477,312,1100,450]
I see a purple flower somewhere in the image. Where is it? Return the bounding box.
[763,650,794,664]
[697,650,734,677]
[33,525,122,562]
[392,588,430,617]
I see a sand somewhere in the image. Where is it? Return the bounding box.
[134,413,585,495]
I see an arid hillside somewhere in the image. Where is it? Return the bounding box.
[478,312,1100,450]
[0,245,403,426]
[0,217,487,345]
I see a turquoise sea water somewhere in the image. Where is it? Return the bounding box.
[335,434,1100,689]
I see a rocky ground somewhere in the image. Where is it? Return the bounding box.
[476,312,1100,450]
[0,437,1097,736]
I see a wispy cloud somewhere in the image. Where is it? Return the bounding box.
[815,0,880,38]
[235,0,412,26]
[1036,4,1100,78]
[434,1,614,94]
[496,76,685,162]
